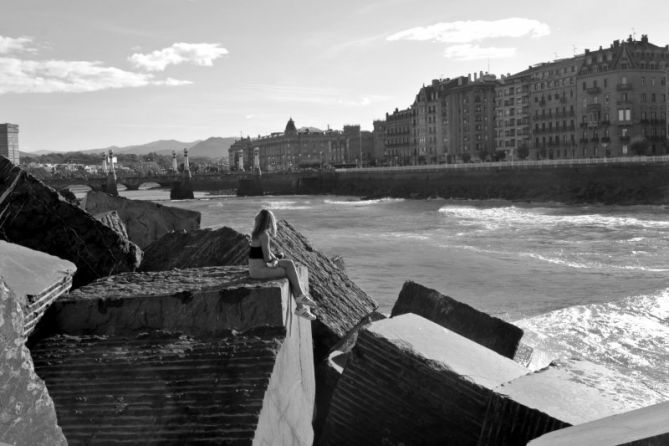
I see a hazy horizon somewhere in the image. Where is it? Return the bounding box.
[2,0,669,152]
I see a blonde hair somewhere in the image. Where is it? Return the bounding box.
[252,209,277,239]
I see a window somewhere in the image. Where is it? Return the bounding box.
[641,77,646,86]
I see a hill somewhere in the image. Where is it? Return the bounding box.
[188,137,237,159]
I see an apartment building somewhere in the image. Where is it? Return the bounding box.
[496,71,531,160]
[576,35,668,157]
[0,123,19,165]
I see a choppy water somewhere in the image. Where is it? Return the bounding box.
[117,189,669,407]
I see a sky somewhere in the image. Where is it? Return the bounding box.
[2,0,669,152]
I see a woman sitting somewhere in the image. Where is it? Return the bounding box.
[248,209,317,320]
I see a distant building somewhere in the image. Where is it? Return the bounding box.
[496,70,532,160]
[383,107,416,165]
[0,123,19,165]
[230,119,373,172]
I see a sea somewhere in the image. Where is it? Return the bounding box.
[109,187,669,408]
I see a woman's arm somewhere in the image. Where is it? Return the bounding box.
[259,232,276,263]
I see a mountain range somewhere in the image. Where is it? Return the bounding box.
[21,136,238,160]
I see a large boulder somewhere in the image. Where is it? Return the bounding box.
[0,157,142,288]
[392,281,553,369]
[0,278,66,446]
[82,190,201,248]
[32,265,315,445]
[93,210,129,240]
[321,314,529,446]
[140,226,250,271]
[0,241,75,336]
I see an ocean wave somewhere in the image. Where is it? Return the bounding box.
[521,252,669,272]
[438,205,669,231]
[263,200,312,210]
[521,252,593,269]
[516,288,669,404]
[324,197,405,206]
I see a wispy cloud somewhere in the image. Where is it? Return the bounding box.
[129,42,228,71]
[0,34,193,94]
[0,57,190,94]
[0,35,33,54]
[443,44,516,61]
[387,18,550,43]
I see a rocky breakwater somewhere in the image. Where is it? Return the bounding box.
[0,278,67,446]
[83,190,201,249]
[0,156,142,288]
[31,265,315,445]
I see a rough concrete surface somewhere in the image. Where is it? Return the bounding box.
[527,401,669,446]
[0,279,66,446]
[322,313,528,446]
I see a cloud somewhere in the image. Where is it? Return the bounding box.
[443,44,516,60]
[387,18,550,43]
[0,35,33,54]
[0,57,191,94]
[129,42,229,71]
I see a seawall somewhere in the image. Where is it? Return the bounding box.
[238,162,669,204]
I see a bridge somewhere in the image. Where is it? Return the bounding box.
[43,172,243,192]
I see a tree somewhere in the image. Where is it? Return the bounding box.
[461,153,471,163]
[630,139,650,156]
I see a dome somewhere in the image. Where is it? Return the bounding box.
[284,118,297,135]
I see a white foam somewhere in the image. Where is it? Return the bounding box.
[324,197,405,206]
[438,205,669,231]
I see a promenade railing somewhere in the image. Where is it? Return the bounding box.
[335,155,669,174]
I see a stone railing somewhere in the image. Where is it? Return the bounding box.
[336,155,669,174]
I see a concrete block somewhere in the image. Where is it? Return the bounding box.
[41,265,307,337]
[0,240,76,336]
[392,281,552,369]
[32,266,315,445]
[83,190,201,248]
[528,401,669,446]
[322,313,529,446]
[478,360,632,445]
[0,157,141,288]
[0,279,66,446]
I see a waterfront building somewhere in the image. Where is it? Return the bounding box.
[229,119,373,172]
[496,71,532,160]
[527,56,583,160]
[372,119,386,166]
[0,123,19,165]
[576,35,668,157]
[383,107,416,165]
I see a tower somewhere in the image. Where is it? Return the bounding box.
[0,123,19,165]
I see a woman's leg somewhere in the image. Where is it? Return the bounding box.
[277,259,307,298]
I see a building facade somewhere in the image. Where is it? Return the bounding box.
[229,119,373,172]
[576,35,668,157]
[0,123,19,165]
[496,71,532,160]
[382,107,415,165]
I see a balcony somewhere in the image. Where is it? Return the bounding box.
[616,83,632,91]
[586,103,602,112]
[616,99,632,105]
[590,137,600,143]
[579,138,589,144]
[586,86,601,94]
[600,120,611,126]
[601,136,611,143]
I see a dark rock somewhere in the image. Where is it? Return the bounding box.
[331,255,345,270]
[83,190,201,248]
[527,401,669,446]
[0,241,75,337]
[32,265,315,445]
[57,187,78,205]
[0,157,142,288]
[94,210,129,240]
[392,281,551,368]
[321,314,528,446]
[140,226,249,271]
[0,278,67,446]
[478,360,630,446]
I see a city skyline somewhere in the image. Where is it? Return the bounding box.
[2,0,669,152]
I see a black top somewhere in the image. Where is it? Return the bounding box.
[249,245,264,259]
